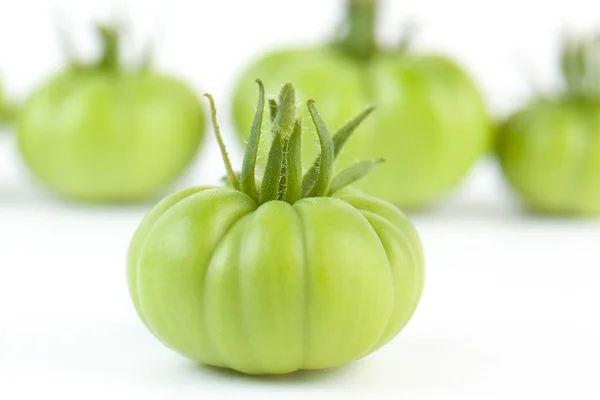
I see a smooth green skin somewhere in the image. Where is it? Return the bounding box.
[127,186,424,375]
[497,99,600,215]
[17,71,205,202]
[233,48,490,209]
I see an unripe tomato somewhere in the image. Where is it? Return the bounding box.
[497,36,600,215]
[17,25,205,202]
[128,82,425,375]
[232,0,489,209]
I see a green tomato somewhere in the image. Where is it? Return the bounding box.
[232,1,489,209]
[128,187,424,375]
[128,82,425,375]
[18,72,204,201]
[497,35,600,216]
[497,99,600,215]
[17,25,205,202]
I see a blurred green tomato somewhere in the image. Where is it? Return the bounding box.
[233,0,489,209]
[497,35,600,215]
[128,83,425,375]
[17,25,205,202]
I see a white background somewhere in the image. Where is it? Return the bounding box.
[1,1,600,399]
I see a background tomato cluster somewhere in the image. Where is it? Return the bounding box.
[1,1,599,399]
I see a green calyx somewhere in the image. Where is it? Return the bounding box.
[560,33,600,100]
[205,80,379,205]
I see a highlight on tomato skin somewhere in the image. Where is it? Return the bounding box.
[15,22,206,203]
[127,80,425,375]
[496,33,600,216]
[231,0,491,210]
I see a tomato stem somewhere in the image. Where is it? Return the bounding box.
[340,0,378,59]
[97,24,121,70]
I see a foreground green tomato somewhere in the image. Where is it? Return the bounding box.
[497,36,600,215]
[17,25,205,202]
[233,0,489,209]
[128,82,425,375]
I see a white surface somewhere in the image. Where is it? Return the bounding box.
[1,1,600,399]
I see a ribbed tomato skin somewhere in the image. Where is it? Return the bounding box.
[127,187,424,375]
